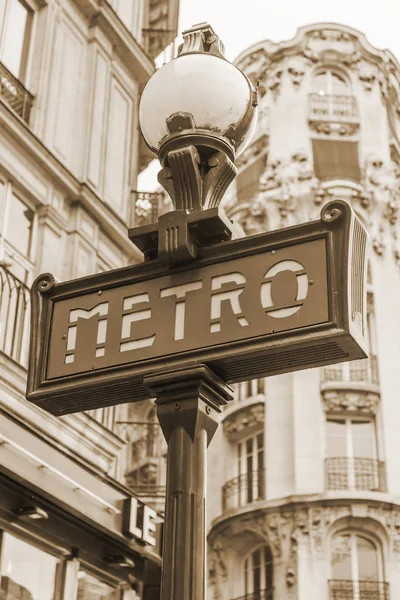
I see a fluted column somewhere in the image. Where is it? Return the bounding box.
[144,365,233,600]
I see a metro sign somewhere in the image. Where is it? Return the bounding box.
[26,201,368,416]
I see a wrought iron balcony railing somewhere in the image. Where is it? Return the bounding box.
[232,590,273,600]
[0,265,30,367]
[117,421,167,496]
[222,470,265,511]
[329,579,389,600]
[133,191,162,226]
[0,61,33,123]
[309,93,358,121]
[323,357,379,386]
[326,457,386,492]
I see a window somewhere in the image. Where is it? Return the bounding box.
[1,0,33,80]
[0,532,59,600]
[236,155,266,203]
[244,546,273,599]
[77,570,119,599]
[312,140,361,181]
[0,185,35,284]
[237,432,264,504]
[330,532,387,599]
[312,69,350,96]
[326,418,384,491]
[237,379,265,402]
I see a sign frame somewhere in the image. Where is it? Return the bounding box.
[26,200,368,416]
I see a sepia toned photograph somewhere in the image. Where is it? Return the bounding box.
[0,0,399,598]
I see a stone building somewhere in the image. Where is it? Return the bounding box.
[0,0,178,598]
[206,23,400,600]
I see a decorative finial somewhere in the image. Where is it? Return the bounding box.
[178,22,226,59]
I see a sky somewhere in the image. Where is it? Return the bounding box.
[138,0,400,191]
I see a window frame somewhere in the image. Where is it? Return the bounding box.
[0,178,37,285]
[0,527,66,600]
[236,431,265,504]
[0,0,34,83]
[75,563,125,599]
[312,66,351,96]
[330,530,384,587]
[242,544,273,597]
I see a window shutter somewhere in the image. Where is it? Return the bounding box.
[312,140,361,181]
[236,155,266,203]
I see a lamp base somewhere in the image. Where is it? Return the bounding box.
[128,206,245,264]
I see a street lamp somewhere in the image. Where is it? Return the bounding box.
[138,22,258,600]
[25,20,368,600]
[135,22,258,265]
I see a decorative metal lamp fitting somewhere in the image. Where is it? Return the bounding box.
[132,23,258,265]
[107,555,136,568]
[16,505,49,521]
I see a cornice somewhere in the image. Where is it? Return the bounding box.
[0,100,142,261]
[235,22,400,80]
[208,492,400,538]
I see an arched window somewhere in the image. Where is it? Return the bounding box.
[244,546,273,599]
[312,69,350,96]
[330,532,386,599]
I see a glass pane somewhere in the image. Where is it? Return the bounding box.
[327,419,347,457]
[351,421,375,458]
[312,71,328,95]
[0,532,58,600]
[246,437,253,456]
[77,570,118,599]
[252,549,261,592]
[331,534,352,580]
[5,194,33,257]
[2,0,30,77]
[331,72,349,95]
[357,536,379,581]
[264,546,273,593]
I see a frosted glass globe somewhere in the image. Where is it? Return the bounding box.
[139,53,256,157]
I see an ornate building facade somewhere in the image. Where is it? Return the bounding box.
[0,0,178,598]
[206,23,400,600]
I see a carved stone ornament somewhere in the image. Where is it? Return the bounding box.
[267,67,283,99]
[208,535,228,600]
[372,227,385,256]
[309,121,359,137]
[358,61,378,91]
[239,195,269,236]
[322,390,380,414]
[223,402,264,440]
[209,500,400,600]
[236,135,268,170]
[302,29,361,66]
[258,151,318,225]
[237,48,271,97]
[287,57,307,89]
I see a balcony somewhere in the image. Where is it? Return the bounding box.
[0,61,33,123]
[309,93,358,121]
[133,191,163,226]
[222,470,265,511]
[323,357,379,386]
[329,580,389,600]
[0,266,30,368]
[232,591,273,600]
[119,421,167,497]
[325,457,386,492]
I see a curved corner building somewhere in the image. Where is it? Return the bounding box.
[207,23,400,600]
